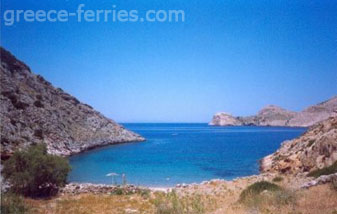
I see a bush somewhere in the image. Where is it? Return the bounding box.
[0,193,29,214]
[2,144,71,197]
[307,161,337,178]
[239,181,295,210]
[272,176,283,182]
[239,181,281,202]
[110,187,124,195]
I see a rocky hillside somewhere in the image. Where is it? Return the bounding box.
[0,47,145,158]
[288,97,337,127]
[209,96,337,127]
[260,116,337,175]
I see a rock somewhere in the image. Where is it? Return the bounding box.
[0,47,145,157]
[260,116,337,174]
[209,97,337,127]
[300,173,337,189]
[61,183,150,195]
[208,113,243,126]
[125,209,139,214]
[0,164,10,192]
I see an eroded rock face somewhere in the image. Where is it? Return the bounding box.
[209,97,337,127]
[260,116,337,175]
[0,47,145,157]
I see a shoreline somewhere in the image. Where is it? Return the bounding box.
[63,173,267,194]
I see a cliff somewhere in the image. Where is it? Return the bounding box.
[0,47,145,158]
[260,116,337,174]
[209,96,337,127]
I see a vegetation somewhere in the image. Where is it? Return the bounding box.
[307,161,337,178]
[109,186,151,197]
[152,191,205,214]
[0,193,29,214]
[272,176,284,182]
[239,181,296,212]
[239,181,281,202]
[2,182,336,214]
[2,144,71,197]
[110,187,125,195]
[23,193,155,214]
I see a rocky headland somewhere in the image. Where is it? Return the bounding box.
[209,97,337,127]
[260,116,337,175]
[0,47,145,158]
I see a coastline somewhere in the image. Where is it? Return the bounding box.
[62,173,272,194]
[64,138,146,157]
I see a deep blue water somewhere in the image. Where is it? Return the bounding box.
[68,124,306,187]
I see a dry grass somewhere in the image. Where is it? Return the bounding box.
[151,191,205,214]
[216,184,337,214]
[16,182,337,214]
[24,193,154,214]
[293,184,337,214]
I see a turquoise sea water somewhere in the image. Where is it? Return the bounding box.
[68,124,306,187]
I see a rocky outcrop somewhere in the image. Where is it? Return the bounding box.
[300,173,337,189]
[260,116,337,175]
[209,96,337,127]
[209,113,243,126]
[0,47,145,158]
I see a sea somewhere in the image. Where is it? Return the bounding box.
[68,123,306,187]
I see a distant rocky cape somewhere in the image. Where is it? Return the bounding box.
[209,97,337,127]
[0,47,145,158]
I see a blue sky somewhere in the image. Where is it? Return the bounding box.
[1,0,337,122]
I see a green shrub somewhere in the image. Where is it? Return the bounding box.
[0,193,29,214]
[239,181,295,210]
[2,144,71,197]
[239,181,281,202]
[111,187,124,195]
[307,161,337,178]
[272,176,283,182]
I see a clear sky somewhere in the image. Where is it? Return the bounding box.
[1,0,337,123]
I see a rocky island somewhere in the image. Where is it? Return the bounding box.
[0,47,145,158]
[209,97,337,127]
